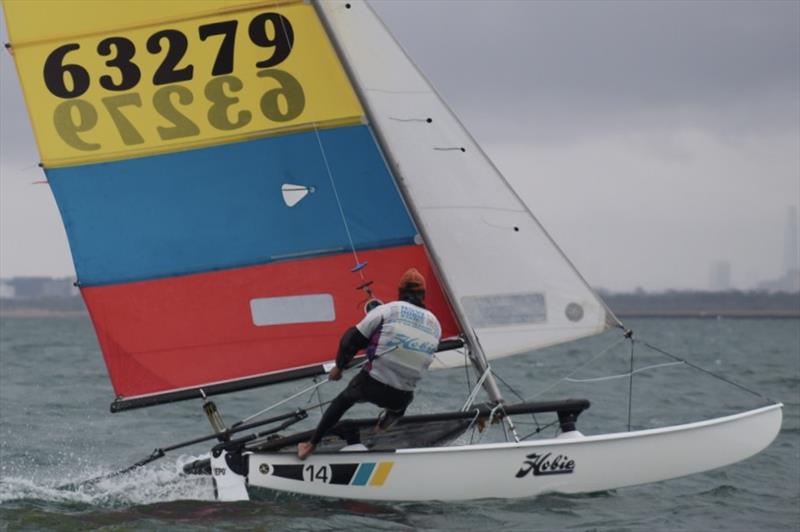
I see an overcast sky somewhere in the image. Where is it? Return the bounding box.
[1,0,798,292]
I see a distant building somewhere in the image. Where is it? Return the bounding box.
[758,269,800,293]
[709,261,731,291]
[5,277,76,299]
[758,206,800,293]
[785,206,799,274]
[0,279,14,299]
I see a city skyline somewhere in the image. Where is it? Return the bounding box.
[1,1,798,292]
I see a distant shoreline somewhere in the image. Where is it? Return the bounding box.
[1,291,798,320]
[615,310,800,319]
[0,309,87,318]
[1,309,797,319]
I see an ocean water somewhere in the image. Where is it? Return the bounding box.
[0,316,797,531]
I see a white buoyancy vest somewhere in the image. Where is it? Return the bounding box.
[356,300,442,391]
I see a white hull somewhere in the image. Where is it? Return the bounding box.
[213,404,782,501]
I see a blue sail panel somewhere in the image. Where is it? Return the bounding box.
[46,125,416,286]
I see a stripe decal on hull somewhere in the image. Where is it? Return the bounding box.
[267,461,395,486]
[369,462,394,486]
[351,463,376,485]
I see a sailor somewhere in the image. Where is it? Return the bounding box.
[297,268,442,460]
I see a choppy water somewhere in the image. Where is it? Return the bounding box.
[0,316,798,531]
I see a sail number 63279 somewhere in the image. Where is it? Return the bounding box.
[43,12,293,99]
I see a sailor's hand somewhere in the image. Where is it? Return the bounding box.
[329,366,343,381]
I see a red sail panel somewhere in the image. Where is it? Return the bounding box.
[82,245,459,399]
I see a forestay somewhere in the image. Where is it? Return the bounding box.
[318,1,620,365]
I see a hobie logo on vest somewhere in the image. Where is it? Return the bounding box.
[515,452,575,477]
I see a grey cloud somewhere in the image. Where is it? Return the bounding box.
[371,0,800,141]
[0,18,37,166]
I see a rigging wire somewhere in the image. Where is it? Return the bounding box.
[528,335,629,400]
[312,124,366,278]
[491,370,527,402]
[565,361,685,382]
[491,369,543,434]
[461,366,494,411]
[641,341,775,402]
[517,419,560,441]
[463,350,472,394]
[309,375,327,416]
[464,408,482,444]
[431,346,473,397]
[235,378,332,426]
[627,338,635,431]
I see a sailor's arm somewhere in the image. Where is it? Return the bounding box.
[330,326,369,380]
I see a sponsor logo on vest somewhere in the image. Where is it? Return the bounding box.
[392,332,437,355]
[515,452,575,477]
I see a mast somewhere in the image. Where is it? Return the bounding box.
[313,1,504,403]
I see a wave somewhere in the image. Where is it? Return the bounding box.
[695,484,741,497]
[0,454,214,507]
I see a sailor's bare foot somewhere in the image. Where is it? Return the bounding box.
[297,442,316,460]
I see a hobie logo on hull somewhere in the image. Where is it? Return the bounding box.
[515,452,575,477]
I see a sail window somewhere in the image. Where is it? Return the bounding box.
[250,294,335,326]
[462,293,546,328]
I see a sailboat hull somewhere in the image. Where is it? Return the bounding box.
[216,404,782,501]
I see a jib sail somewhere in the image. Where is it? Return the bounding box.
[317,1,620,368]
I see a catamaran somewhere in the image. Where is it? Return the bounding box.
[2,0,781,501]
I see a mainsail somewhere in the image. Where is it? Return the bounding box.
[4,0,618,409]
[3,0,460,409]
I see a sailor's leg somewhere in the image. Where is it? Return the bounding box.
[360,375,414,430]
[375,394,412,431]
[308,372,368,445]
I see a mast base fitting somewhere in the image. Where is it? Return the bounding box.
[557,410,581,433]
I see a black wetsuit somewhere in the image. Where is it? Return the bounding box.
[308,294,427,446]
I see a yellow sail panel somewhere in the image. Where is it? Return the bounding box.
[6,2,364,167]
[3,0,283,46]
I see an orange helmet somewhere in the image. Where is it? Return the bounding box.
[399,268,426,292]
